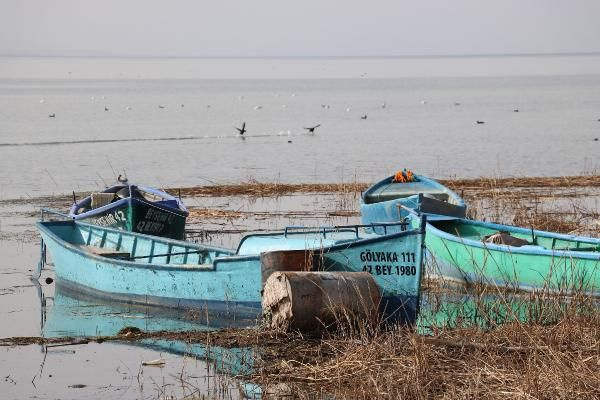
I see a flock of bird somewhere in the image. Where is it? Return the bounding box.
[40,96,600,141]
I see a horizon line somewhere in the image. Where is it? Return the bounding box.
[2,51,600,60]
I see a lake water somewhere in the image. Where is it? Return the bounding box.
[1,55,600,199]
[0,192,351,399]
[1,55,600,398]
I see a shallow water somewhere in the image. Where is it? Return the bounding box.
[2,342,256,399]
[0,191,362,398]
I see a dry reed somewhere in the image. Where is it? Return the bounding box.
[8,174,600,398]
[172,182,366,198]
[166,175,600,199]
[248,176,600,399]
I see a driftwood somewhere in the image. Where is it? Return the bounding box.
[262,271,381,331]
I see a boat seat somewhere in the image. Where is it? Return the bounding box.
[80,245,131,259]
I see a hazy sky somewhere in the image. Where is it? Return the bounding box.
[1,1,599,57]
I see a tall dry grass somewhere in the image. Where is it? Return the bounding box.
[251,177,600,399]
[253,283,599,399]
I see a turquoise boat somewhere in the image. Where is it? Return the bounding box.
[69,182,188,240]
[416,215,600,296]
[361,171,466,233]
[36,216,426,323]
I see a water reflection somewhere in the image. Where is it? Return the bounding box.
[38,285,262,399]
[42,284,257,337]
[418,286,600,334]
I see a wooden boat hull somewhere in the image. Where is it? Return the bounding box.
[421,217,600,296]
[70,185,188,240]
[37,220,261,317]
[361,174,466,233]
[77,198,187,240]
[37,219,426,324]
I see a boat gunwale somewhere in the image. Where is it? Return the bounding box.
[37,220,244,272]
[70,197,130,220]
[427,217,600,260]
[69,184,189,219]
[361,174,466,207]
[38,218,426,281]
[235,223,425,255]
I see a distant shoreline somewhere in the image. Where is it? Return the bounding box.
[2,52,600,59]
[2,54,600,80]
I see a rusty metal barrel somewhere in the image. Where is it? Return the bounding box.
[260,249,323,289]
[262,271,381,331]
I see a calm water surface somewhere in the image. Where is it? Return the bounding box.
[1,56,600,199]
[1,55,600,398]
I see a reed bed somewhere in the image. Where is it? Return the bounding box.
[7,174,599,207]
[255,312,599,399]
[173,182,366,198]
[187,207,359,222]
[248,177,600,399]
[167,175,600,200]
[245,278,600,399]
[441,175,600,191]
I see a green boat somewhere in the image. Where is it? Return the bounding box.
[69,182,188,240]
[418,215,600,296]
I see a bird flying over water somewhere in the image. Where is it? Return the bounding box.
[304,124,321,134]
[235,122,247,135]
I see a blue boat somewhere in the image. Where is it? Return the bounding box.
[36,215,426,324]
[361,171,466,232]
[69,182,188,240]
